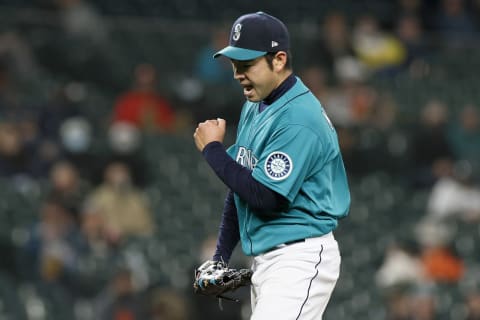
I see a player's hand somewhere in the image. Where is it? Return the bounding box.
[193,118,226,152]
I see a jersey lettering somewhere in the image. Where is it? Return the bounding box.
[236,147,258,170]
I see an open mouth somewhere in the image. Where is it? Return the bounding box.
[243,84,254,96]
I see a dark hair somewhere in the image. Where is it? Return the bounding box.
[265,51,293,71]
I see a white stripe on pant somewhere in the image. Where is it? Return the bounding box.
[250,232,341,320]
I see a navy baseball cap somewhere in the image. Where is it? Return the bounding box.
[214,11,290,61]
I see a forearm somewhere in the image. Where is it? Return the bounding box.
[202,141,288,212]
[213,190,240,263]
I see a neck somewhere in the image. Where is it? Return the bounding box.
[262,72,296,107]
[274,70,293,90]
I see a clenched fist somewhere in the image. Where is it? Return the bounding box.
[193,118,226,151]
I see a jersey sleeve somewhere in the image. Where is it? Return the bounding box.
[226,144,237,159]
[252,125,324,202]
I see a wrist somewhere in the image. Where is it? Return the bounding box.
[202,141,224,156]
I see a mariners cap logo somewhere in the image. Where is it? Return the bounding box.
[264,152,292,180]
[232,23,242,41]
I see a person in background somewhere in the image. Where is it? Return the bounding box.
[409,99,455,188]
[448,104,480,173]
[112,63,176,133]
[86,161,154,244]
[194,25,234,86]
[47,160,89,221]
[94,267,148,320]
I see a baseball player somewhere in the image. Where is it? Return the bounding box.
[193,12,351,319]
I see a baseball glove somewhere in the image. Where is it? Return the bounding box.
[193,260,253,300]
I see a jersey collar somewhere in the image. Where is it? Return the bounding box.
[259,73,297,113]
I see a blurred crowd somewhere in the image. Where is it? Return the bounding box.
[0,0,480,319]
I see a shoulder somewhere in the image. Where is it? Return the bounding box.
[239,101,258,122]
[283,78,323,116]
[280,95,329,134]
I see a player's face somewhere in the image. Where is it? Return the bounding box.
[231,56,280,102]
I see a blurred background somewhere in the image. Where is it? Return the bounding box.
[0,0,479,319]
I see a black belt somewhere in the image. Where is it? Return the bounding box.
[283,238,306,246]
[266,238,305,253]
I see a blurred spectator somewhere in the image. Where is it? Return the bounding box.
[426,160,480,221]
[325,81,377,128]
[94,267,148,320]
[112,63,177,133]
[193,25,232,86]
[0,59,8,107]
[396,0,424,17]
[54,0,109,45]
[305,11,358,85]
[51,0,126,86]
[149,288,189,320]
[366,94,410,174]
[448,104,480,169]
[415,219,465,283]
[382,281,439,320]
[383,278,439,320]
[0,121,50,180]
[407,283,437,320]
[47,160,89,220]
[409,99,455,188]
[86,161,154,244]
[395,14,430,69]
[352,14,407,76]
[64,201,125,298]
[385,288,412,320]
[187,24,241,124]
[394,0,431,34]
[378,218,465,309]
[0,30,40,81]
[466,289,480,320]
[0,57,28,120]
[38,83,82,142]
[459,268,480,320]
[335,126,366,176]
[421,245,464,283]
[80,201,118,254]
[99,122,149,187]
[433,0,478,49]
[332,91,406,176]
[20,195,84,293]
[376,242,423,290]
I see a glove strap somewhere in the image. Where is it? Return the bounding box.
[217,295,240,311]
[217,294,240,303]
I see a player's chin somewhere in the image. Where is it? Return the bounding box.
[246,96,262,102]
[243,87,261,102]
[244,92,262,102]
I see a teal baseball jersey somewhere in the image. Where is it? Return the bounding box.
[227,77,350,256]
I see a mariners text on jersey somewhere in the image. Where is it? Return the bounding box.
[236,146,258,170]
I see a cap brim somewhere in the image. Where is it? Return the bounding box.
[213,46,266,61]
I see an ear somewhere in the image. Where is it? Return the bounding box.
[273,51,287,72]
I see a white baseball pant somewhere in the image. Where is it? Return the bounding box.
[250,232,341,320]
